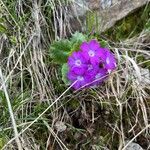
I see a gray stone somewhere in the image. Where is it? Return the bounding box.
[125,141,143,150]
[98,0,150,32]
[68,0,150,33]
[54,121,67,132]
[140,68,150,85]
[100,0,112,9]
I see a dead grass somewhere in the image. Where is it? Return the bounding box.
[0,0,149,150]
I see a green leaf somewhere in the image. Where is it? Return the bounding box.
[99,39,108,47]
[61,63,71,85]
[0,137,6,149]
[0,90,5,103]
[0,24,7,33]
[71,32,87,44]
[70,32,87,52]
[145,19,150,30]
[71,42,81,53]
[50,40,72,64]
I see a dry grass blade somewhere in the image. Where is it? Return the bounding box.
[1,81,76,149]
[123,55,142,82]
[122,124,150,150]
[0,0,149,149]
[0,69,23,150]
[43,119,69,150]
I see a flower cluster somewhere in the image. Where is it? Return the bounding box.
[67,40,116,89]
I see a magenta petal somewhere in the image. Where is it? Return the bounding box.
[89,39,100,50]
[71,51,78,58]
[97,48,117,71]
[72,75,89,90]
[73,82,81,90]
[79,52,88,63]
[92,69,108,86]
[90,56,100,65]
[97,48,106,58]
[71,51,83,60]
[67,71,77,81]
[68,51,88,68]
[82,52,90,61]
[104,52,116,70]
[68,57,75,66]
[87,64,99,76]
[80,42,89,52]
[71,66,87,75]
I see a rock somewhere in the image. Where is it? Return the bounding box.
[140,68,150,85]
[68,0,150,33]
[54,121,67,132]
[98,0,150,32]
[125,141,143,150]
[100,0,112,9]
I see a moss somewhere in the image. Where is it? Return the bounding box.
[104,3,150,41]
[67,99,80,109]
[137,55,150,70]
[0,130,8,149]
[86,11,99,33]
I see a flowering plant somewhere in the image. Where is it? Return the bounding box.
[67,40,116,89]
[50,32,116,90]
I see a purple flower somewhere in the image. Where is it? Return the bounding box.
[67,71,92,89]
[87,63,99,76]
[100,48,117,72]
[80,40,103,65]
[92,68,108,86]
[66,39,117,90]
[68,51,87,75]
